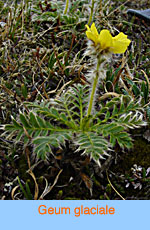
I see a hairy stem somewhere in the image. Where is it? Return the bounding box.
[87,59,101,117]
[88,0,95,25]
[64,0,69,14]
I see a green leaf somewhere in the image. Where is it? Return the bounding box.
[112,105,118,117]
[132,84,141,96]
[20,113,31,128]
[16,130,24,142]
[5,124,17,131]
[36,116,46,128]
[141,81,148,103]
[21,84,28,99]
[76,132,110,165]
[48,52,56,69]
[12,118,22,129]
[51,108,60,118]
[105,110,110,120]
[30,112,40,128]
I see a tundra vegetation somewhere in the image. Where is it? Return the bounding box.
[0,0,150,200]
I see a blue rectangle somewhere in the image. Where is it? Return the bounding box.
[0,201,149,229]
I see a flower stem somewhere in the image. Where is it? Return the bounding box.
[87,59,100,117]
[88,0,95,25]
[64,0,69,14]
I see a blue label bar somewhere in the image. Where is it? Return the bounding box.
[0,201,149,230]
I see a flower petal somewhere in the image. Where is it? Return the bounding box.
[86,31,98,44]
[85,23,99,45]
[91,23,99,36]
[85,24,90,31]
[110,32,131,54]
[98,30,113,50]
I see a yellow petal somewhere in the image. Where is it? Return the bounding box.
[85,23,99,45]
[86,31,98,45]
[110,32,131,54]
[85,24,90,31]
[98,29,113,50]
[113,32,128,41]
[91,23,99,36]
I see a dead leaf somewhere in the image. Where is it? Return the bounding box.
[80,172,93,196]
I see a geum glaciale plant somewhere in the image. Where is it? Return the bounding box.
[2,23,147,166]
[3,87,146,166]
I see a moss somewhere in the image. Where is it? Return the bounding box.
[111,137,150,174]
[16,154,29,181]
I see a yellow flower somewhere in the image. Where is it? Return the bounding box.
[98,29,113,50]
[110,33,131,54]
[85,23,131,54]
[85,23,99,45]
